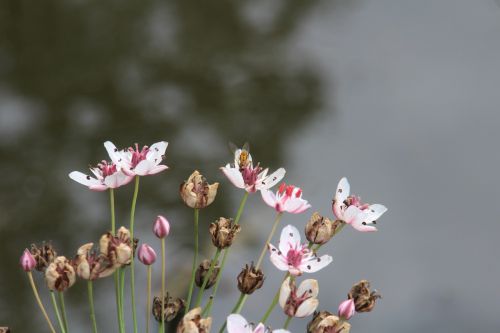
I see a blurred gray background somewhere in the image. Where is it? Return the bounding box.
[1,0,500,332]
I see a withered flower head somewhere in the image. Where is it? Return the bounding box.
[237,263,264,295]
[180,170,219,209]
[307,311,351,333]
[209,217,241,249]
[347,280,381,313]
[176,307,212,333]
[45,256,76,292]
[195,259,220,289]
[30,242,57,272]
[99,226,133,268]
[153,293,186,323]
[73,243,115,280]
[305,212,335,245]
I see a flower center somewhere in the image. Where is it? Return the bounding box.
[128,143,149,168]
[345,195,370,210]
[279,183,302,198]
[97,161,118,177]
[242,164,262,186]
[286,244,308,267]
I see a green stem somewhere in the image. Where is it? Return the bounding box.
[130,176,140,333]
[195,249,221,308]
[87,281,98,333]
[160,238,166,333]
[202,192,249,316]
[110,189,115,234]
[185,208,199,312]
[255,212,283,269]
[120,268,126,332]
[217,293,245,333]
[26,272,56,333]
[50,291,66,333]
[110,189,123,333]
[58,292,69,333]
[146,265,152,333]
[283,316,292,329]
[260,273,290,324]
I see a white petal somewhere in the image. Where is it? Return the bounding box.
[149,141,168,156]
[103,141,123,165]
[69,171,100,187]
[221,166,245,189]
[283,198,311,214]
[297,279,319,299]
[269,244,289,271]
[258,168,286,190]
[335,177,350,203]
[300,255,333,273]
[364,204,387,222]
[351,219,378,232]
[227,314,252,333]
[261,190,277,209]
[272,330,290,333]
[343,205,364,225]
[295,298,319,318]
[104,172,129,189]
[253,323,266,333]
[279,277,291,309]
[278,225,301,254]
[134,159,155,176]
[148,164,169,175]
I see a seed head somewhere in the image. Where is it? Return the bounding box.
[209,217,240,249]
[180,170,219,209]
[237,263,264,295]
[195,259,220,289]
[347,280,381,313]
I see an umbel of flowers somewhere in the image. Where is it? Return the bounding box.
[20,141,387,333]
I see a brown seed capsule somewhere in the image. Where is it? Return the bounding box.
[237,263,265,295]
[176,307,212,333]
[180,170,219,209]
[348,280,381,313]
[153,293,186,322]
[45,256,76,292]
[307,311,351,333]
[209,217,241,249]
[30,242,57,272]
[195,259,220,289]
[73,243,116,280]
[305,212,335,245]
[99,226,134,268]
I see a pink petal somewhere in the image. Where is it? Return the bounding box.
[221,166,245,189]
[278,225,301,254]
[227,314,251,333]
[299,254,333,273]
[261,190,277,209]
[295,298,318,318]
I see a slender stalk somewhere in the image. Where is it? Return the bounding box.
[26,272,56,333]
[87,281,98,333]
[58,292,69,333]
[146,265,152,333]
[260,273,290,324]
[217,293,245,333]
[195,249,221,308]
[114,272,125,333]
[50,291,66,333]
[185,208,199,312]
[110,188,123,333]
[129,176,140,333]
[110,189,115,234]
[159,238,166,333]
[255,212,283,269]
[120,268,126,332]
[283,316,292,329]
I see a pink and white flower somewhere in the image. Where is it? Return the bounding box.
[268,225,332,276]
[261,183,311,214]
[332,177,387,232]
[221,147,285,193]
[104,141,168,177]
[279,277,319,318]
[227,314,289,333]
[69,160,133,191]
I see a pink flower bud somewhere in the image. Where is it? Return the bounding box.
[338,299,355,320]
[153,215,170,238]
[137,244,157,265]
[20,249,36,272]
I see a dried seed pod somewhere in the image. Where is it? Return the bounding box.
[180,170,219,209]
[195,259,220,289]
[209,217,240,249]
[307,311,351,333]
[99,226,133,268]
[305,212,334,245]
[348,280,381,313]
[73,243,115,280]
[45,256,76,292]
[237,263,264,295]
[176,307,212,333]
[30,242,57,272]
[153,293,186,322]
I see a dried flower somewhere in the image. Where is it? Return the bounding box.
[305,212,335,245]
[176,307,212,333]
[105,141,169,177]
[69,160,133,191]
[279,277,319,318]
[153,215,170,239]
[20,249,36,272]
[195,259,220,289]
[268,225,332,276]
[332,178,387,232]
[261,183,311,214]
[99,226,133,268]
[73,243,115,280]
[337,299,355,320]
[138,244,157,265]
[180,171,219,209]
[153,293,186,322]
[209,217,240,249]
[307,311,351,333]
[237,263,264,295]
[226,314,289,333]
[348,280,381,313]
[45,256,76,291]
[30,242,57,272]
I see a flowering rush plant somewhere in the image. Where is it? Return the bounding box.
[20,141,387,333]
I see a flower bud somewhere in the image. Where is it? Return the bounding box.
[30,242,57,272]
[153,293,186,322]
[45,256,76,291]
[176,307,212,333]
[305,212,334,245]
[209,217,240,249]
[138,244,157,265]
[307,312,351,333]
[195,259,220,289]
[348,280,381,313]
[237,263,264,295]
[20,249,36,272]
[180,170,219,209]
[74,243,115,280]
[153,215,170,238]
[337,299,355,320]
